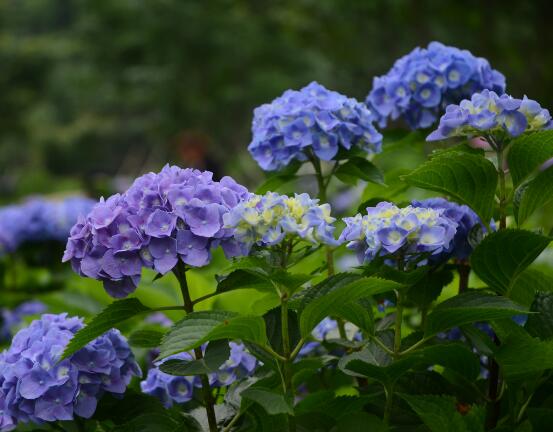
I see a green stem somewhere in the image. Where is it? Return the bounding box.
[497,146,507,230]
[457,261,471,294]
[383,384,394,425]
[174,264,218,432]
[393,290,403,357]
[280,297,296,432]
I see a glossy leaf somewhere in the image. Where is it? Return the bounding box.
[507,130,553,187]
[159,339,230,376]
[241,387,294,415]
[128,329,164,348]
[515,167,553,225]
[335,157,385,185]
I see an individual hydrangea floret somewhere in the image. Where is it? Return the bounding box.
[249,81,382,171]
[412,198,494,260]
[427,90,552,141]
[0,197,94,256]
[141,342,257,408]
[63,166,249,298]
[0,314,141,430]
[224,192,339,254]
[366,42,506,130]
[339,202,458,266]
[0,301,46,342]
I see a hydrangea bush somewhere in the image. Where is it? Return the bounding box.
[2,41,553,432]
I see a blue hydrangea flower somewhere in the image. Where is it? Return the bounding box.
[63,166,250,298]
[427,90,552,141]
[366,42,506,130]
[224,192,339,254]
[411,198,494,261]
[297,318,338,358]
[339,202,458,267]
[0,314,141,430]
[249,81,382,171]
[0,301,47,342]
[141,342,257,408]
[0,197,94,256]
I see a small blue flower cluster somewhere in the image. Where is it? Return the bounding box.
[0,197,94,256]
[224,192,339,254]
[141,342,257,408]
[427,90,552,141]
[63,166,249,298]
[249,81,382,171]
[412,198,493,260]
[0,314,141,430]
[366,42,506,130]
[0,301,46,342]
[339,202,458,266]
[297,317,338,358]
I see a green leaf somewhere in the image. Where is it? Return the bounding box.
[241,387,294,415]
[470,229,551,295]
[61,298,151,360]
[507,130,553,187]
[129,329,164,348]
[401,151,497,223]
[424,291,527,337]
[256,174,297,194]
[297,273,362,314]
[216,269,273,293]
[335,157,385,185]
[495,330,553,378]
[400,394,484,432]
[159,339,230,376]
[515,166,553,224]
[509,269,553,308]
[336,413,387,432]
[335,300,374,334]
[158,311,267,359]
[299,277,401,337]
[526,292,553,340]
[405,268,453,308]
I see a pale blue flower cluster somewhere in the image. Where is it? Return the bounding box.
[297,318,338,358]
[63,166,249,298]
[339,202,458,266]
[0,314,140,430]
[0,301,46,342]
[427,90,552,141]
[412,198,493,260]
[141,342,257,408]
[249,81,382,171]
[366,42,506,129]
[0,197,94,256]
[224,192,339,254]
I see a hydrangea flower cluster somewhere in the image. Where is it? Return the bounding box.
[411,198,492,260]
[224,192,339,253]
[366,42,506,130]
[0,197,94,256]
[63,166,249,298]
[248,81,383,171]
[141,342,257,408]
[0,301,46,342]
[339,202,458,266]
[427,90,552,141]
[0,314,140,430]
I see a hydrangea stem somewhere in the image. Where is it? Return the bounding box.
[457,261,471,294]
[174,263,218,432]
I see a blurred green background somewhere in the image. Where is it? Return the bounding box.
[2,0,552,201]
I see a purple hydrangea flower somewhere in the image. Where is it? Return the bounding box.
[249,81,382,171]
[224,192,339,254]
[427,90,552,141]
[339,202,458,267]
[0,301,47,342]
[366,42,506,130]
[0,197,94,256]
[0,314,141,429]
[63,166,250,298]
[411,198,494,261]
[141,342,257,408]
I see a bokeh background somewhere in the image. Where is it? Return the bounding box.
[2,0,553,202]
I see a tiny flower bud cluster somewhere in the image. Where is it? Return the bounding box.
[339,202,458,266]
[141,342,257,408]
[0,197,94,256]
[224,192,339,254]
[63,166,249,298]
[249,81,382,171]
[427,90,552,141]
[0,314,141,430]
[366,42,506,130]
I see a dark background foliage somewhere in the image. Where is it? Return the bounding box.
[2,0,552,199]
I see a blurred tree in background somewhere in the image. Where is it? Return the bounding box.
[1,0,551,200]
